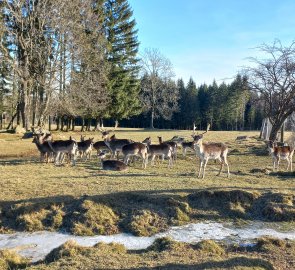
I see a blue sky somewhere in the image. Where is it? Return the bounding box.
[128,0,295,85]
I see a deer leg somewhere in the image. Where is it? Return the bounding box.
[224,157,230,178]
[277,157,280,171]
[202,158,209,179]
[183,147,186,157]
[217,157,223,176]
[198,160,203,178]
[151,154,156,166]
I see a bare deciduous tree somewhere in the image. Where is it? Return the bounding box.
[140,48,179,128]
[246,40,295,141]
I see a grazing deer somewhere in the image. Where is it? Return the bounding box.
[97,152,128,171]
[267,141,294,171]
[144,137,173,168]
[77,137,94,160]
[193,125,230,178]
[32,134,54,163]
[158,136,178,161]
[48,137,78,166]
[122,138,149,169]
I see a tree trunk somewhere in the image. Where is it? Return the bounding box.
[280,121,285,143]
[150,110,154,129]
[81,118,85,132]
[48,115,51,131]
[269,122,282,142]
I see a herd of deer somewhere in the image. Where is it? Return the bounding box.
[31,124,294,178]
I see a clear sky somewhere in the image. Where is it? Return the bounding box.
[128,0,295,85]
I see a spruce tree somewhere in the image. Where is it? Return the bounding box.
[103,0,141,120]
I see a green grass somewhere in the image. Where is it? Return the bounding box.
[0,128,294,269]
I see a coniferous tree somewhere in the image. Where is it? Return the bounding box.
[103,0,141,121]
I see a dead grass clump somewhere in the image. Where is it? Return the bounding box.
[250,168,271,174]
[188,190,260,219]
[167,198,191,225]
[195,240,225,256]
[16,204,65,232]
[255,237,287,252]
[45,240,87,263]
[262,203,295,221]
[72,200,119,236]
[148,237,186,252]
[128,210,167,236]
[93,242,126,254]
[0,249,29,270]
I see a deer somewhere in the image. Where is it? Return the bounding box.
[143,137,173,168]
[122,138,149,169]
[97,151,128,171]
[180,139,197,158]
[267,140,294,171]
[48,136,78,166]
[193,125,230,179]
[157,136,178,161]
[32,133,54,163]
[77,137,94,160]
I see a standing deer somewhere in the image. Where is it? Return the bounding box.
[48,137,78,166]
[157,136,178,161]
[193,125,230,178]
[122,138,149,168]
[77,137,94,160]
[32,133,54,163]
[267,141,294,171]
[97,151,128,171]
[144,137,173,168]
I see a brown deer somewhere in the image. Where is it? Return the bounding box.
[122,138,149,168]
[32,133,54,163]
[157,136,177,161]
[144,137,173,168]
[267,141,294,171]
[48,137,78,166]
[97,152,128,171]
[77,137,94,160]
[193,125,230,178]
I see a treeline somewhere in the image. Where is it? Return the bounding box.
[0,0,265,132]
[0,0,140,131]
[120,75,265,131]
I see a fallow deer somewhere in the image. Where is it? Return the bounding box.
[180,139,197,157]
[48,137,78,166]
[267,141,294,171]
[193,125,230,178]
[97,152,128,171]
[122,138,149,168]
[77,137,94,160]
[144,137,173,168]
[103,134,134,159]
[32,133,54,163]
[157,136,178,161]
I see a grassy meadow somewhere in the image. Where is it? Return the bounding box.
[0,128,295,270]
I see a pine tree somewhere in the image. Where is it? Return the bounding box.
[103,0,141,120]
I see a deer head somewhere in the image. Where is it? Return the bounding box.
[97,120,118,139]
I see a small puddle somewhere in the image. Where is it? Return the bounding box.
[1,221,295,262]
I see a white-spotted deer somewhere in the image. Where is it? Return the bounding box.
[193,125,230,178]
[122,139,149,169]
[97,152,128,171]
[267,141,294,171]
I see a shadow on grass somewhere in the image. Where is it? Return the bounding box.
[125,257,274,270]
